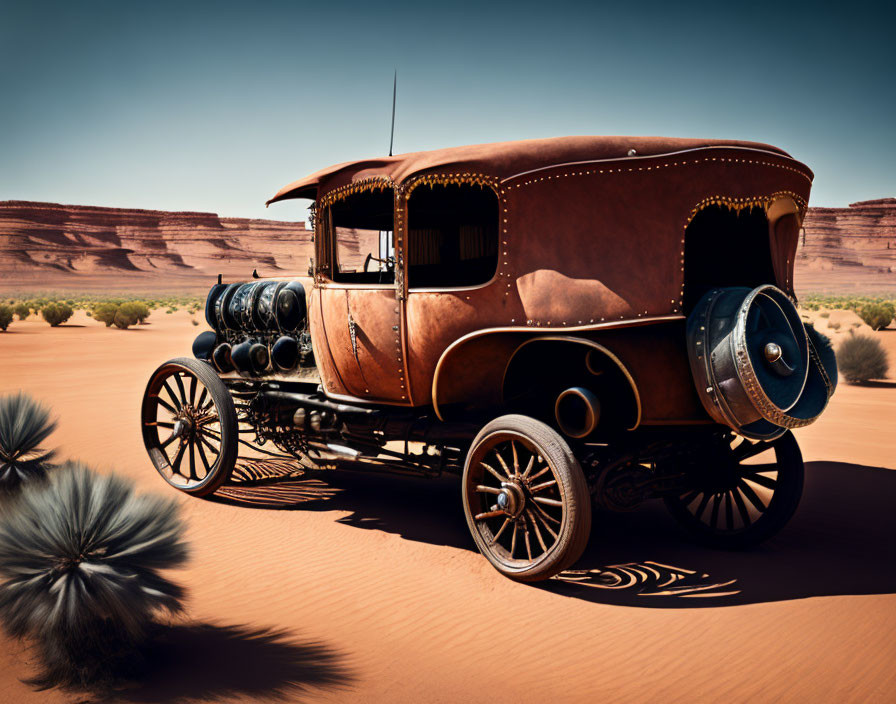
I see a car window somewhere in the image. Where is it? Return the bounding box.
[323,188,395,285]
[407,183,498,289]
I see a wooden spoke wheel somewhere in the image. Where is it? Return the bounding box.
[462,415,591,582]
[141,357,238,497]
[664,430,804,548]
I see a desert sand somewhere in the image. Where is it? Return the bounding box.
[0,310,894,703]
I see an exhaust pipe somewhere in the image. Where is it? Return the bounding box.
[325,443,361,460]
[555,387,600,439]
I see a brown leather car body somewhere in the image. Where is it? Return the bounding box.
[267,136,813,428]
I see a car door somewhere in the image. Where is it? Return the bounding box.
[315,187,409,403]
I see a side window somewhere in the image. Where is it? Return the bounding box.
[322,188,395,284]
[407,183,499,288]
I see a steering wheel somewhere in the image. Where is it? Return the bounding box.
[363,253,395,274]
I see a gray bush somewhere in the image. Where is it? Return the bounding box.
[0,393,56,494]
[0,464,188,687]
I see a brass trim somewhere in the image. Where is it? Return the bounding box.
[317,176,395,209]
[502,335,642,431]
[683,191,808,228]
[402,172,500,196]
[431,323,657,425]
[503,146,814,186]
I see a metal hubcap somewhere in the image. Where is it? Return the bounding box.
[497,481,526,517]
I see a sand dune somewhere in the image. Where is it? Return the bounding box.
[0,311,893,703]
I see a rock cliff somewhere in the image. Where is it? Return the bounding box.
[0,200,315,292]
[795,198,896,294]
[1,198,893,295]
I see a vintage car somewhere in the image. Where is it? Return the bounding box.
[140,136,837,582]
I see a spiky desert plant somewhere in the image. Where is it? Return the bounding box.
[0,393,56,494]
[837,333,889,383]
[0,463,188,688]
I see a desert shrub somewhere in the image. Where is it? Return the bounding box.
[166,308,175,314]
[130,301,150,323]
[13,302,31,320]
[837,333,889,383]
[41,303,74,327]
[113,302,146,329]
[0,305,12,331]
[0,464,188,687]
[191,318,199,326]
[0,393,56,494]
[828,321,841,330]
[858,303,895,331]
[113,308,138,329]
[819,311,830,318]
[92,302,119,327]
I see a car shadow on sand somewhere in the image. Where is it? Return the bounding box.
[210,459,896,608]
[88,622,354,704]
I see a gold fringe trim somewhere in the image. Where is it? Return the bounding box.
[684,191,808,228]
[316,172,501,208]
[402,172,500,198]
[317,176,394,209]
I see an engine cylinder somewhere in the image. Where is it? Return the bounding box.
[191,330,217,361]
[275,281,307,332]
[231,340,269,375]
[272,335,299,371]
[212,343,234,373]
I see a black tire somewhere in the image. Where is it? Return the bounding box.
[141,357,238,497]
[664,430,804,548]
[462,414,592,582]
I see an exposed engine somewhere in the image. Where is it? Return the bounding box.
[192,279,314,376]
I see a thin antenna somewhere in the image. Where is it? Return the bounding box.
[388,70,397,157]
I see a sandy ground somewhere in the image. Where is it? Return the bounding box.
[0,310,894,703]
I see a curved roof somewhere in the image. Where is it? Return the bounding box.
[266,135,794,206]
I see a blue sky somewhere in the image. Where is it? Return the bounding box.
[1,0,893,220]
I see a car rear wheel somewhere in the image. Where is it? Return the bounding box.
[664,430,803,548]
[141,357,238,497]
[462,414,591,582]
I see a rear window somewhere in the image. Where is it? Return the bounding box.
[407,183,498,289]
